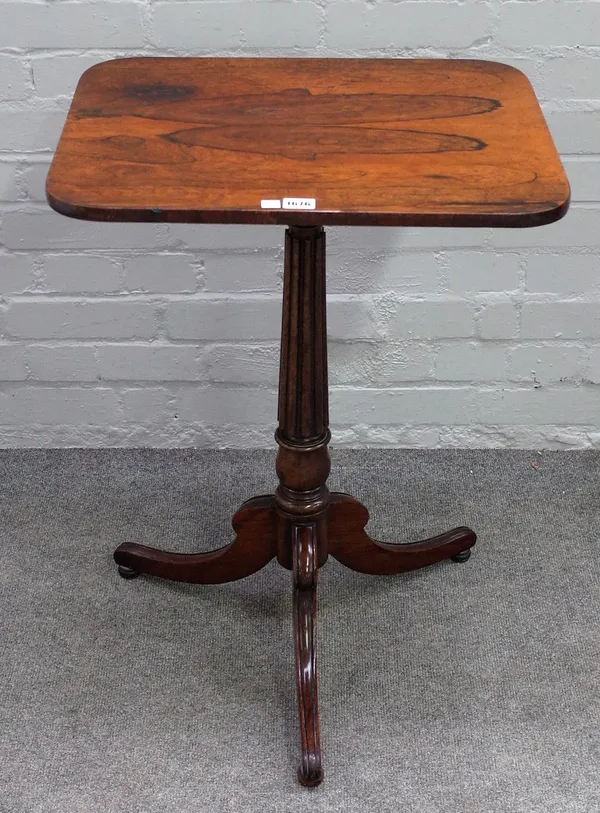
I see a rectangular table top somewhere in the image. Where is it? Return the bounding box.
[46,57,570,228]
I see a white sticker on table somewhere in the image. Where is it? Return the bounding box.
[283,198,316,210]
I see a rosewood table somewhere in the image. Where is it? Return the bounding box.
[47,57,569,787]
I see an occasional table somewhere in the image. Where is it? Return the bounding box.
[47,57,570,786]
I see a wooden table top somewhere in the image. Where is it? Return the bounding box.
[46,57,570,228]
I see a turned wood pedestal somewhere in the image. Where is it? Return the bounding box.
[118,223,476,786]
[47,57,569,786]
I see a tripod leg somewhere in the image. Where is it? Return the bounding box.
[292,522,323,787]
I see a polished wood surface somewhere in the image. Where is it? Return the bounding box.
[47,57,569,227]
[47,56,571,786]
[293,524,322,787]
[274,226,329,784]
[113,495,277,582]
[328,493,475,573]
[110,227,475,785]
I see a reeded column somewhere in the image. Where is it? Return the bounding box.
[275,225,330,787]
[275,225,331,566]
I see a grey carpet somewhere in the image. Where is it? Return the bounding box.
[0,449,599,813]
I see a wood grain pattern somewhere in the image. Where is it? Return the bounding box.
[60,57,551,786]
[47,57,570,227]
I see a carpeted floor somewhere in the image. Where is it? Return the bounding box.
[0,449,599,813]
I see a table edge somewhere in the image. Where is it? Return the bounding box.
[46,187,571,229]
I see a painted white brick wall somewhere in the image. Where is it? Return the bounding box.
[0,0,599,449]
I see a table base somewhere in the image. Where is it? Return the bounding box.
[113,225,476,786]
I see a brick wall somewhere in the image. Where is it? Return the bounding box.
[0,0,599,448]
